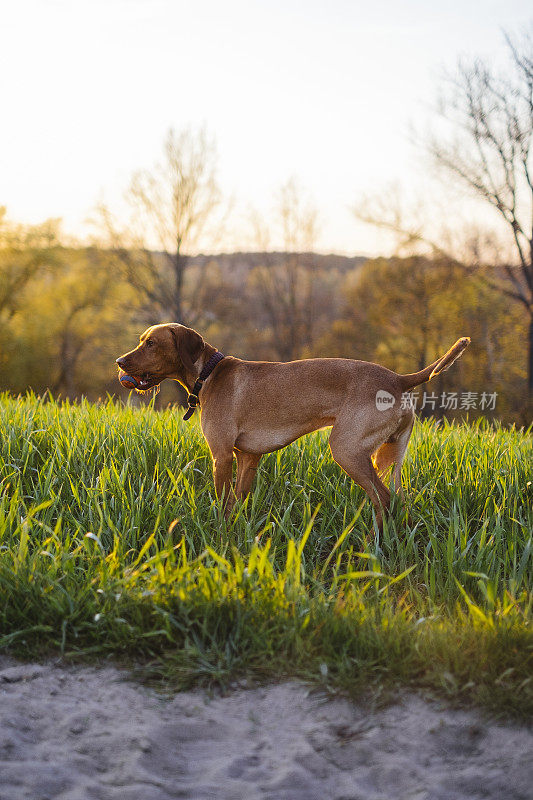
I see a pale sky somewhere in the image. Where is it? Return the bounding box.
[1,0,531,254]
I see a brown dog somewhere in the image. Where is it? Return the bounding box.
[116,324,470,529]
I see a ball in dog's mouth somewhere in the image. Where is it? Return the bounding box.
[119,372,140,389]
[118,370,159,392]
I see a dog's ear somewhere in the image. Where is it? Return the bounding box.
[170,325,205,372]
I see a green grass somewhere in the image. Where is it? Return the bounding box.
[0,392,531,717]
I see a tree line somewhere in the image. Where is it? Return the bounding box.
[0,218,528,422]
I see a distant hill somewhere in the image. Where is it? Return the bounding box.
[185,252,368,280]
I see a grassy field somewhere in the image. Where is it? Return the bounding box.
[0,393,531,717]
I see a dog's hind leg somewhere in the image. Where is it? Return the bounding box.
[372,412,415,496]
[329,428,392,532]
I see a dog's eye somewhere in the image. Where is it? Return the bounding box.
[146,339,154,347]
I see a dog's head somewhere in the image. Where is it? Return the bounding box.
[115,323,205,391]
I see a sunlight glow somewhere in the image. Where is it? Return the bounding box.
[0,0,530,254]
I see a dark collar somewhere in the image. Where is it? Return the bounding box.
[183,351,225,420]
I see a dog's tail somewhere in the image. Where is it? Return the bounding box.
[399,337,471,392]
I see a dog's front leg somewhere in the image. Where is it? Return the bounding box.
[234,450,261,500]
[212,452,235,516]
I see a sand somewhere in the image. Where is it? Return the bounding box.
[0,657,531,800]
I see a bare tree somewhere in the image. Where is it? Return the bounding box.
[356,31,533,396]
[99,126,224,325]
[248,179,324,361]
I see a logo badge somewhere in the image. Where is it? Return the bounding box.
[375,390,396,411]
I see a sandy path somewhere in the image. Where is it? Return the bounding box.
[0,657,531,800]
